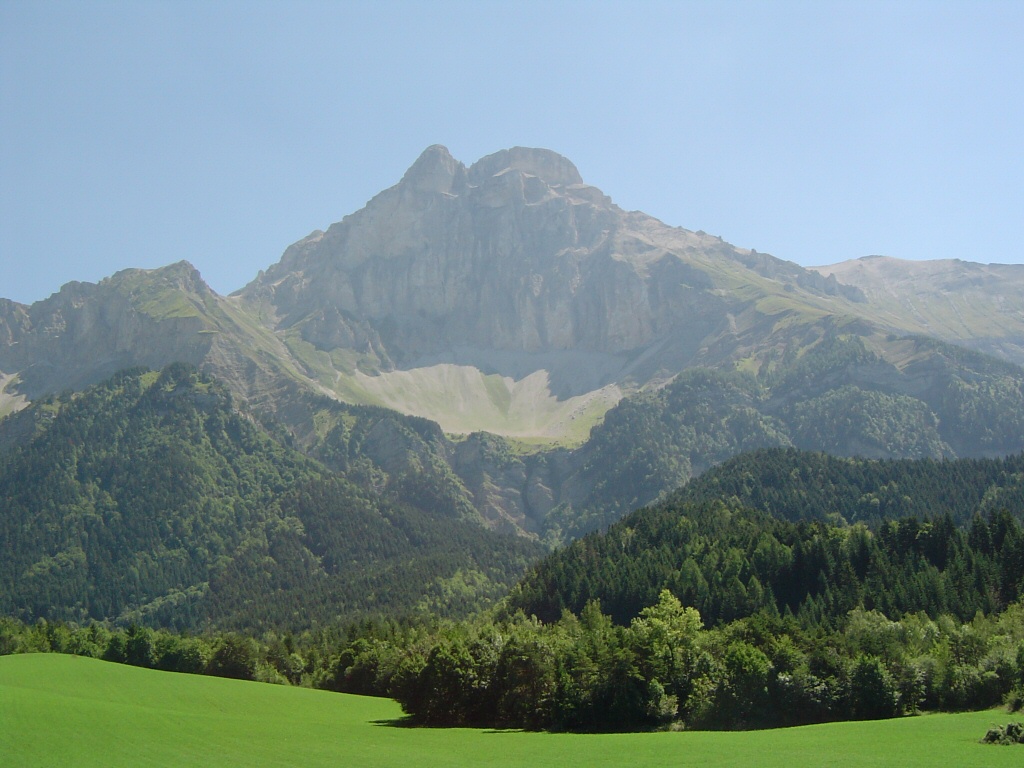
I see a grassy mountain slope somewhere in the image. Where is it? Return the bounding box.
[811,256,1024,365]
[330,363,619,444]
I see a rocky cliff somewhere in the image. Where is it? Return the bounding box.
[0,261,314,415]
[237,145,874,432]
[0,263,215,398]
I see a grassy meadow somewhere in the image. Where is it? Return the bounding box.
[2,654,1021,767]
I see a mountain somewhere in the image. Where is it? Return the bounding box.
[0,262,314,418]
[0,145,875,441]
[237,144,873,439]
[0,366,544,631]
[810,256,1024,365]
[2,145,1024,542]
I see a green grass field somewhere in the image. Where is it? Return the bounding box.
[2,654,1020,767]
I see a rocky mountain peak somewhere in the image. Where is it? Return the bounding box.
[240,145,867,400]
[400,144,467,194]
[4,142,1024,462]
[0,260,228,401]
[467,147,583,188]
[398,145,584,195]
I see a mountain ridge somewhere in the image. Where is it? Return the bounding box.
[810,255,1024,364]
[231,145,889,436]
[5,145,1019,432]
[2,145,1024,541]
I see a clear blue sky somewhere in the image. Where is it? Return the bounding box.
[2,0,1022,304]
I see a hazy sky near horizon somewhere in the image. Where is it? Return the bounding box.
[2,1,1022,304]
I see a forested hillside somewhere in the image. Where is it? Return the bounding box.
[678,448,1024,526]
[5,147,1024,547]
[0,365,544,631]
[4,374,1024,733]
[509,498,1024,628]
[546,334,1024,539]
[291,331,1024,544]
[310,488,1024,731]
[323,489,1024,732]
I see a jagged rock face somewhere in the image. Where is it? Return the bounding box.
[0,264,215,397]
[0,260,333,417]
[242,146,736,371]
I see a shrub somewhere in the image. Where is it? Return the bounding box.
[981,722,1024,745]
[1006,687,1024,713]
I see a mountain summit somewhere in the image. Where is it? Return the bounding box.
[237,145,868,434]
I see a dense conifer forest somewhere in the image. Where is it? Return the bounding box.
[678,448,1024,527]
[508,501,1024,627]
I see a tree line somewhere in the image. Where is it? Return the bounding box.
[4,591,1023,732]
[508,500,1024,629]
[679,447,1024,528]
[4,496,1024,731]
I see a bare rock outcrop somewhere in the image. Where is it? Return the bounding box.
[0,263,215,398]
